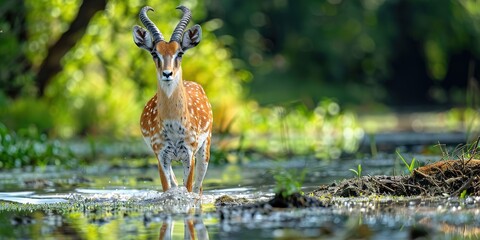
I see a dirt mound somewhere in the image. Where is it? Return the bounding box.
[216,192,327,222]
[215,192,326,209]
[216,159,480,212]
[312,159,480,197]
[267,192,327,208]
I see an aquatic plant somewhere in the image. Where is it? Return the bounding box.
[0,123,77,169]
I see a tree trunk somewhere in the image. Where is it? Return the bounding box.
[35,0,107,97]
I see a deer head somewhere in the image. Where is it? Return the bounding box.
[133,6,202,97]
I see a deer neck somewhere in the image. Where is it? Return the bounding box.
[156,79,189,123]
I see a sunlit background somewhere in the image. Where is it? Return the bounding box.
[1,0,480,165]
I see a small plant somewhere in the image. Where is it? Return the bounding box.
[349,164,362,178]
[396,150,417,174]
[460,189,468,199]
[273,168,306,198]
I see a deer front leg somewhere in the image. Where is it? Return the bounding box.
[193,139,210,194]
[156,163,169,192]
[181,148,195,192]
[157,151,174,191]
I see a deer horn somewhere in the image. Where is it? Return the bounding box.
[170,5,192,43]
[139,6,164,43]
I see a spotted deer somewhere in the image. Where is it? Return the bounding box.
[133,6,212,193]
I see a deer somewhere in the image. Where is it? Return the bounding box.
[132,6,212,194]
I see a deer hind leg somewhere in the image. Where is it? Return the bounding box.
[193,138,210,194]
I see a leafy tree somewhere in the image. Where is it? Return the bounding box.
[0,0,247,137]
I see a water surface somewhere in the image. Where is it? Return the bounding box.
[1,157,479,239]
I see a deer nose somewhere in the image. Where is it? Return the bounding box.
[162,70,173,79]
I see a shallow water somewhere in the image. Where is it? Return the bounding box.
[1,157,479,239]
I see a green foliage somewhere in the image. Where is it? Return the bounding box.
[235,98,364,159]
[0,0,35,97]
[349,164,362,178]
[0,0,247,138]
[7,0,480,165]
[209,0,480,106]
[396,151,417,174]
[1,0,480,143]
[0,98,54,134]
[0,123,77,169]
[273,168,306,197]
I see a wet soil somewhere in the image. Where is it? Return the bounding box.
[215,192,326,209]
[311,159,480,198]
[215,192,328,225]
[216,159,480,212]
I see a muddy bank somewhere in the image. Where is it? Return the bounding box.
[312,159,480,198]
[214,159,480,240]
[215,159,480,212]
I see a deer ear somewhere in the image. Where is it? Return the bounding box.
[133,25,154,51]
[182,24,202,52]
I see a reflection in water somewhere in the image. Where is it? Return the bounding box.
[159,212,209,240]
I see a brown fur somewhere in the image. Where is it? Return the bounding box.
[156,41,180,55]
[140,80,212,192]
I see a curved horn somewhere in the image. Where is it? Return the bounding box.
[139,6,164,43]
[170,5,192,43]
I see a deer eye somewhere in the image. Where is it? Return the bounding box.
[176,52,184,59]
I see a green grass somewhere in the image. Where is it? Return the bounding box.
[396,151,417,174]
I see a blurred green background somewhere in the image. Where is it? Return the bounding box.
[1,0,480,166]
